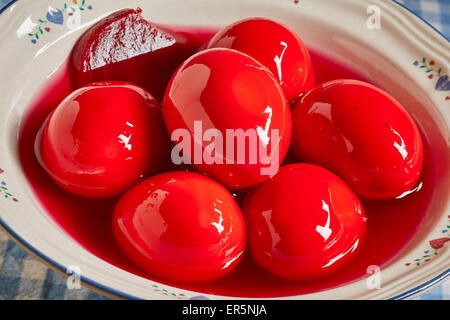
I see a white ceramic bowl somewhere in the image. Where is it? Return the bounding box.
[0,0,448,300]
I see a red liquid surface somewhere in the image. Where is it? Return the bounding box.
[18,28,433,298]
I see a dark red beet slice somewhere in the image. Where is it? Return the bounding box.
[69,8,201,101]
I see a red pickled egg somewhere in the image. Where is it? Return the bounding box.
[36,81,171,199]
[243,163,366,281]
[163,48,292,190]
[208,18,315,104]
[112,171,247,283]
[292,79,424,200]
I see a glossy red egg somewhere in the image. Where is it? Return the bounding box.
[243,163,366,281]
[112,171,247,283]
[292,80,423,200]
[70,8,201,102]
[36,81,171,199]
[208,18,315,104]
[163,48,292,190]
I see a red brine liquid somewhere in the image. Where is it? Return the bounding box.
[18,28,432,298]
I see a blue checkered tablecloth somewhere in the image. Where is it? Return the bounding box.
[397,0,450,39]
[0,0,449,300]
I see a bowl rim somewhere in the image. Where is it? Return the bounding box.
[0,0,448,300]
